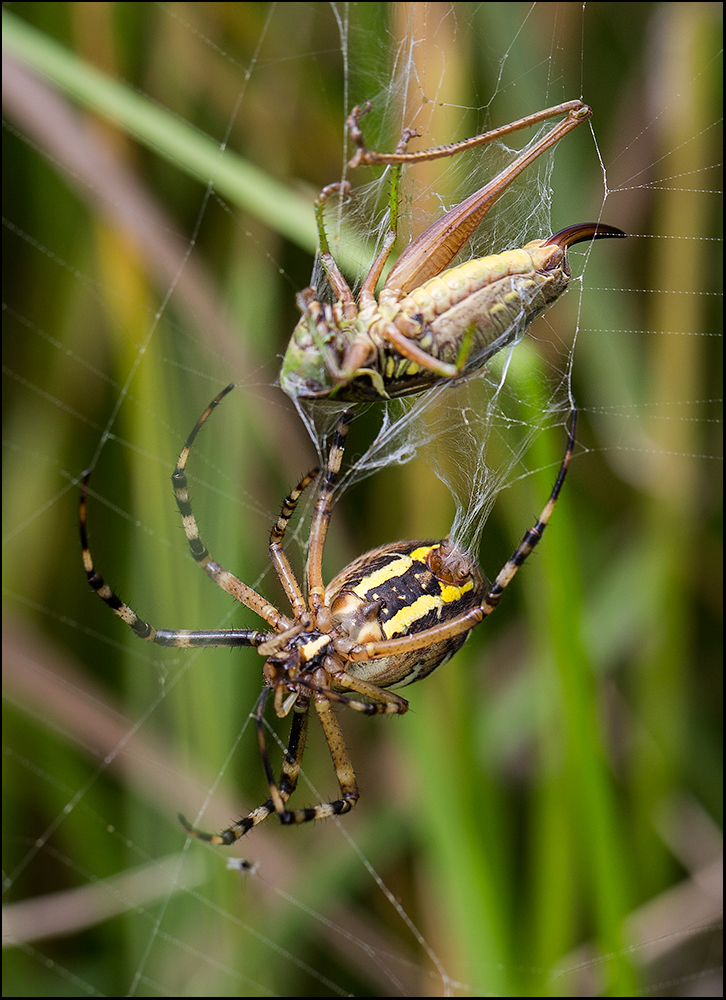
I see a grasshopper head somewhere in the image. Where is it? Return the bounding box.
[279,291,344,399]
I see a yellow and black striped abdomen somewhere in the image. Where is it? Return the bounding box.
[328,540,486,688]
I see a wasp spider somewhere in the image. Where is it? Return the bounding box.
[80,385,575,844]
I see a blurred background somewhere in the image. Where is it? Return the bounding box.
[3,3,722,996]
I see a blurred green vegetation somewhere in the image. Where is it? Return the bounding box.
[3,3,721,997]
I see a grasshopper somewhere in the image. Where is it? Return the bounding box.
[280,101,624,402]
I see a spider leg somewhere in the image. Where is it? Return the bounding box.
[325,670,409,715]
[260,675,405,831]
[269,468,319,619]
[172,384,291,631]
[481,411,576,611]
[254,688,306,818]
[306,410,354,622]
[79,473,270,648]
[181,676,395,841]
[180,690,312,844]
[278,672,409,716]
[276,688,360,827]
[348,410,577,662]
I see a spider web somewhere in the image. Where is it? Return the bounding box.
[3,3,722,997]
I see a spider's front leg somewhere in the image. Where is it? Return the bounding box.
[171,383,291,631]
[79,472,270,651]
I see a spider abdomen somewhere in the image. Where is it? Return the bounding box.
[328,539,486,688]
